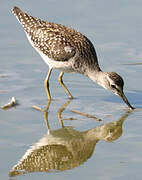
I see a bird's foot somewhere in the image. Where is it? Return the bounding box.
[32,105,47,112]
[32,99,51,112]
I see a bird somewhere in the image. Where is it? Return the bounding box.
[12,6,134,109]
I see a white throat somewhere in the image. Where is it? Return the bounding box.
[87,71,108,89]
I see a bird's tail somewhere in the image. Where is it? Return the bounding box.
[12,6,22,16]
[12,6,26,24]
[12,6,40,30]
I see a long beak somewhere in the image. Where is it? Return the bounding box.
[118,91,135,110]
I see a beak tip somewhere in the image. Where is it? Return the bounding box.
[129,105,135,110]
[119,92,135,110]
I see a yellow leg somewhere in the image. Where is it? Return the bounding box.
[58,72,73,99]
[44,68,52,100]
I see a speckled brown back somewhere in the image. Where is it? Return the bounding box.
[12,6,100,72]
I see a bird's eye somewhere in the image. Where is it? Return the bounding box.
[111,85,116,89]
[111,84,121,93]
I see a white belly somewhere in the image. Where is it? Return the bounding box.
[26,32,74,73]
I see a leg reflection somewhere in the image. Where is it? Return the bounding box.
[43,99,72,132]
[57,99,72,128]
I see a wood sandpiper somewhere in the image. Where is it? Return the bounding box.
[12,6,134,110]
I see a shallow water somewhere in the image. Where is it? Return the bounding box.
[0,0,142,179]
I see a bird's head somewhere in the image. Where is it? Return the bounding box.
[98,72,134,110]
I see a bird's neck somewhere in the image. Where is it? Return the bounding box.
[87,70,107,89]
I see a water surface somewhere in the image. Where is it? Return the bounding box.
[0,1,142,179]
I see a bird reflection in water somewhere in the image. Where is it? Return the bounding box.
[9,100,132,177]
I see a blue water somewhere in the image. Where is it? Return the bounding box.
[0,0,142,179]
